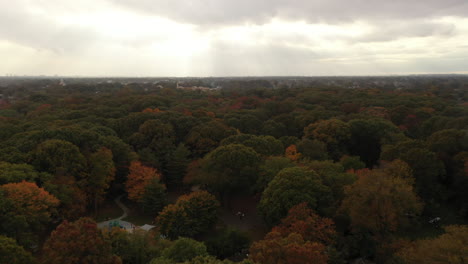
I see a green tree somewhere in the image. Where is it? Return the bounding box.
[296,138,328,160]
[304,119,351,160]
[185,121,236,157]
[105,228,166,264]
[205,228,250,259]
[87,147,115,214]
[259,167,332,226]
[221,134,284,156]
[199,144,261,197]
[381,140,446,202]
[0,235,35,264]
[0,162,41,185]
[255,156,295,192]
[32,139,86,177]
[141,178,167,216]
[165,143,191,188]
[162,237,208,262]
[348,119,399,166]
[157,191,220,239]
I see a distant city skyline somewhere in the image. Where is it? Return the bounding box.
[1,0,468,76]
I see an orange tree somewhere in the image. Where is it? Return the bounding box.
[249,232,328,264]
[340,169,423,240]
[1,181,59,244]
[125,161,161,202]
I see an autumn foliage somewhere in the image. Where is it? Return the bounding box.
[1,181,59,220]
[41,217,121,264]
[250,202,336,264]
[285,144,301,161]
[272,202,336,245]
[125,161,161,202]
[398,225,468,264]
[340,169,423,239]
[249,232,328,264]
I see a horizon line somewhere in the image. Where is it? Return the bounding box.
[2,73,468,79]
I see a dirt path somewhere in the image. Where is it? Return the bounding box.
[114,194,128,220]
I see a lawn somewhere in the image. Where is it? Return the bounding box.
[94,199,123,222]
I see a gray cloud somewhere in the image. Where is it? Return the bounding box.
[349,20,456,43]
[111,0,468,25]
[0,4,99,53]
[1,0,468,76]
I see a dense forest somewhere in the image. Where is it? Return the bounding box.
[0,76,467,264]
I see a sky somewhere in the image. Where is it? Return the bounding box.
[1,0,468,76]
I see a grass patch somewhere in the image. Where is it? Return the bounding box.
[94,200,123,222]
[122,214,154,226]
[120,198,156,226]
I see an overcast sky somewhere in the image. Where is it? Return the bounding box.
[1,0,468,76]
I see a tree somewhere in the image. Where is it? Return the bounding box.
[0,235,35,264]
[249,232,328,264]
[348,119,399,166]
[32,139,86,177]
[126,161,161,202]
[398,225,468,264]
[285,144,301,161]
[1,181,59,235]
[162,237,208,262]
[427,129,467,155]
[297,138,328,160]
[381,141,446,202]
[165,143,191,188]
[340,169,423,239]
[258,167,332,226]
[339,156,366,171]
[41,217,121,264]
[141,178,167,216]
[255,156,294,192]
[157,191,220,239]
[102,135,137,184]
[205,228,250,259]
[43,175,87,220]
[104,228,167,264]
[0,162,41,185]
[87,147,115,213]
[272,203,336,245]
[185,120,236,157]
[221,134,284,156]
[304,119,351,160]
[199,144,261,196]
[305,160,357,210]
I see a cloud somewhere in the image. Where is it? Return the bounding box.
[347,20,456,43]
[110,0,468,25]
[0,0,468,76]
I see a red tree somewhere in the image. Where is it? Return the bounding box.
[272,202,336,245]
[41,217,121,264]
